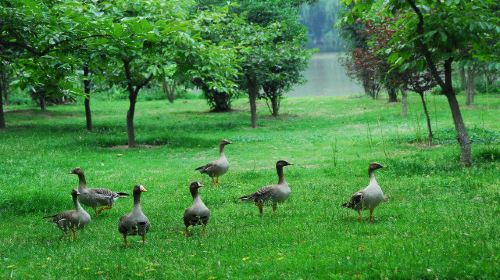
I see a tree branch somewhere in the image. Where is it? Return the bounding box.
[406,0,446,90]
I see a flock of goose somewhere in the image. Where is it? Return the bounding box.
[43,140,387,246]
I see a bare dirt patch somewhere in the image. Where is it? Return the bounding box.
[106,144,163,150]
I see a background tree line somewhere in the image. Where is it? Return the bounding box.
[0,0,313,144]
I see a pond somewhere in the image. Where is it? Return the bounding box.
[289,52,363,97]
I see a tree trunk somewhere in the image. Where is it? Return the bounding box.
[387,87,398,103]
[0,64,5,128]
[0,83,5,129]
[270,96,279,117]
[459,65,466,91]
[401,89,408,116]
[40,94,46,111]
[247,74,258,128]
[83,65,92,131]
[465,67,475,106]
[407,1,472,166]
[162,78,176,103]
[445,91,471,165]
[0,64,7,106]
[212,91,231,112]
[418,91,433,146]
[127,92,137,148]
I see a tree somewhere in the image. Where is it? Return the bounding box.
[195,0,311,124]
[341,0,499,166]
[260,41,311,116]
[98,0,238,147]
[240,0,312,126]
[0,61,9,128]
[339,18,383,99]
[0,0,105,129]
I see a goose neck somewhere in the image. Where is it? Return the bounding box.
[73,195,82,211]
[190,188,199,199]
[277,165,285,184]
[77,174,87,189]
[219,144,225,156]
[369,172,378,185]
[133,191,142,207]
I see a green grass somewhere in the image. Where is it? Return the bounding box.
[0,93,499,279]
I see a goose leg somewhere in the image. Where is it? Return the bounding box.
[71,229,76,241]
[184,227,189,236]
[141,234,146,244]
[258,204,264,215]
[357,210,362,222]
[272,203,277,213]
[202,224,207,236]
[96,205,112,216]
[123,235,128,246]
[92,207,98,216]
[369,209,374,224]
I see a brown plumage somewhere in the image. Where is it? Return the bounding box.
[70,167,128,216]
[43,189,91,240]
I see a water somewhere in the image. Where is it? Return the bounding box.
[289,52,363,97]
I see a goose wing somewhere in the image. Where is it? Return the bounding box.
[240,185,275,204]
[184,206,210,226]
[195,162,216,174]
[342,191,364,210]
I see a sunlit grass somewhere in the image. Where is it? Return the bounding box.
[0,93,498,279]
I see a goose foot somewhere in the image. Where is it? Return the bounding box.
[369,209,374,224]
[184,227,189,237]
[272,203,277,213]
[122,235,129,247]
[357,210,362,222]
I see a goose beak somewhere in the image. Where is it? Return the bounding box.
[199,183,204,187]
[139,185,148,192]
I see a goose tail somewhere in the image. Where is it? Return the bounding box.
[239,195,253,203]
[116,192,129,197]
[42,214,56,219]
[341,202,352,209]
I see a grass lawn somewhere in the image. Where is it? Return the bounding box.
[0,93,499,279]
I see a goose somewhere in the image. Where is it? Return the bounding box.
[342,163,385,223]
[239,160,293,215]
[118,185,150,246]
[195,139,232,185]
[70,168,128,216]
[43,189,91,240]
[183,182,210,236]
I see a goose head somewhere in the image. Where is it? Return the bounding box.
[368,162,384,175]
[276,160,293,168]
[71,189,80,197]
[133,185,148,194]
[220,139,232,146]
[69,167,84,175]
[189,181,204,197]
